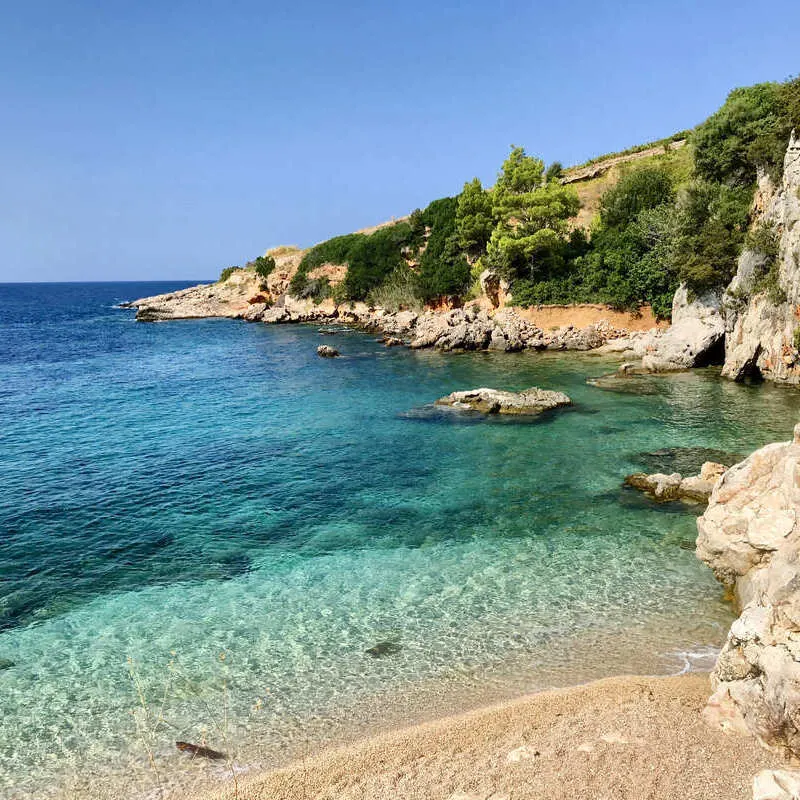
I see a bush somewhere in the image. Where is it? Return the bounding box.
[218,266,238,283]
[693,77,800,185]
[367,267,423,311]
[252,255,276,280]
[599,165,674,228]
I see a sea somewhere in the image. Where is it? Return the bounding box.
[2,282,799,799]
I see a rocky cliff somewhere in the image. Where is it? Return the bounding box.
[697,424,800,759]
[722,133,800,383]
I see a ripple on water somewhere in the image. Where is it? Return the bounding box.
[3,284,800,799]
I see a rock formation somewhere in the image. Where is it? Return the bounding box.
[435,387,572,415]
[638,285,726,372]
[624,461,726,503]
[316,345,339,358]
[722,132,800,383]
[697,424,800,758]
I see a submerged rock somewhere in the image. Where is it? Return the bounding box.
[435,387,572,416]
[0,658,14,671]
[176,741,226,760]
[365,641,402,658]
[635,446,744,476]
[697,424,800,758]
[317,345,339,358]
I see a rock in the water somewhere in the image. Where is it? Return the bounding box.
[365,641,402,658]
[317,345,339,358]
[697,424,800,757]
[435,387,572,416]
[624,472,683,501]
[624,462,726,504]
[0,658,14,671]
[384,337,404,347]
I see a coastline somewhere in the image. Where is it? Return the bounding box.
[196,673,779,800]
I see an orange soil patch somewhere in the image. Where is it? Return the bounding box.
[511,303,665,332]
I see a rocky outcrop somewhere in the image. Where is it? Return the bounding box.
[624,461,726,503]
[722,133,800,383]
[129,269,262,321]
[634,285,726,372]
[317,345,339,358]
[435,387,572,415]
[697,425,800,758]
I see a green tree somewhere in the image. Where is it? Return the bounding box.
[418,196,472,300]
[455,178,494,258]
[486,147,579,281]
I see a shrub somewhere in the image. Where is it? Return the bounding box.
[367,267,423,311]
[218,266,238,283]
[252,255,276,280]
[599,165,674,228]
[693,77,800,185]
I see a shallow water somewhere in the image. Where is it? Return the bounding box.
[2,283,800,799]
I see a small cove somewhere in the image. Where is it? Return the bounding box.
[3,283,800,799]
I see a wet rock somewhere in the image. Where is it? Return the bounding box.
[624,462,726,504]
[384,337,404,347]
[624,472,683,501]
[0,658,14,671]
[435,387,572,416]
[317,345,339,358]
[365,641,402,658]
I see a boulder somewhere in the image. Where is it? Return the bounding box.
[640,285,725,372]
[435,387,572,416]
[697,424,800,757]
[317,345,339,358]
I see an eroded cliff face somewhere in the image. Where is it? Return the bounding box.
[722,134,800,383]
[697,425,800,758]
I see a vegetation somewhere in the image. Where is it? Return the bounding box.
[252,255,276,280]
[218,266,238,283]
[277,76,798,319]
[693,78,800,184]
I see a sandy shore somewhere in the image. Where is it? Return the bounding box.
[199,673,782,800]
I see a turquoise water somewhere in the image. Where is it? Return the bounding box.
[3,283,800,799]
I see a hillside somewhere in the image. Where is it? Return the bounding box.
[216,76,799,324]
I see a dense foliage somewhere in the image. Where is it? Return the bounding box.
[277,76,798,319]
[693,78,800,184]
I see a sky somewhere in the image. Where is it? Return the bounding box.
[1,0,799,282]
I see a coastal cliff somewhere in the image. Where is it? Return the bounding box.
[722,133,800,383]
[698,424,800,763]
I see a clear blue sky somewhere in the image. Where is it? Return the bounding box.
[2,0,798,282]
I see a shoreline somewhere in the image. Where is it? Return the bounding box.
[195,673,780,800]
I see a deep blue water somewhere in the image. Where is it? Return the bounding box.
[2,282,800,799]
